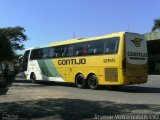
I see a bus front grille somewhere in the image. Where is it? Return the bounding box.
[105,68,118,82]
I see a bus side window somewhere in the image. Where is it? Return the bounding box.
[42,48,50,59]
[50,47,55,58]
[66,45,74,57]
[54,47,61,58]
[88,49,94,55]
[53,46,67,58]
[105,48,109,54]
[30,49,43,60]
[73,44,81,56]
[62,46,68,57]
[104,38,119,54]
[87,40,105,55]
[93,49,97,54]
[81,46,88,55]
[75,51,80,56]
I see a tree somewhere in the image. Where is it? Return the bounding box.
[152,19,160,32]
[0,26,27,61]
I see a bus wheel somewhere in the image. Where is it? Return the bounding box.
[75,74,87,89]
[88,75,98,90]
[30,73,36,83]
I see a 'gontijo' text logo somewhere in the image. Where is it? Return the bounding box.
[58,58,86,65]
[131,38,143,47]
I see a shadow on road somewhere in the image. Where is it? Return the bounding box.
[0,98,160,120]
[115,86,160,93]
[13,79,76,87]
[14,79,32,83]
[13,79,160,93]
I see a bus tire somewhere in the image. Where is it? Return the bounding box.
[88,74,99,90]
[30,73,37,83]
[75,74,87,89]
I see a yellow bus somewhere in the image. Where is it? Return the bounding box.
[23,32,148,89]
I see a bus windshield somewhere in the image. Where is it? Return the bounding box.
[23,50,30,71]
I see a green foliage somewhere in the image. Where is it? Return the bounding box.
[0,26,27,61]
[152,19,160,32]
[0,37,14,61]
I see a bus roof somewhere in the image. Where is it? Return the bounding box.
[49,32,125,47]
[25,31,128,51]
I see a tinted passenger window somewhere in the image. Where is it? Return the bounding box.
[29,37,119,59]
[54,46,68,58]
[87,40,104,55]
[66,45,74,57]
[42,47,55,59]
[73,43,88,56]
[30,49,43,60]
[104,38,119,54]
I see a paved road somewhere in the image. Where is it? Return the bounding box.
[0,75,160,120]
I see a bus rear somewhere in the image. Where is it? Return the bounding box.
[122,32,148,85]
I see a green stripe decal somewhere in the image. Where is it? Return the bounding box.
[37,59,61,77]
